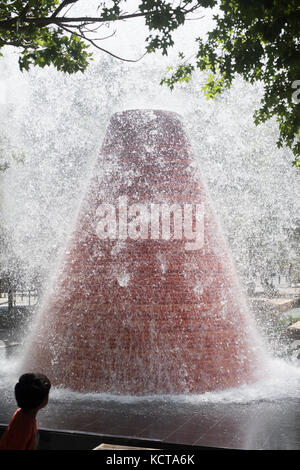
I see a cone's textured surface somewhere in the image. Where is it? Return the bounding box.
[22,110,264,394]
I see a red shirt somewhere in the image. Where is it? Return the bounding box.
[0,408,38,450]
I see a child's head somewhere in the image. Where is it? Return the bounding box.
[15,373,51,411]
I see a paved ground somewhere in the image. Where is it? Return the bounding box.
[1,388,300,449]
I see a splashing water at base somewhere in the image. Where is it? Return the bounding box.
[1,355,300,408]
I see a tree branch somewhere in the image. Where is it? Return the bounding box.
[59,24,147,63]
[0,12,147,30]
[51,0,79,18]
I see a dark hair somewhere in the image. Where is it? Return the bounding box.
[15,373,51,411]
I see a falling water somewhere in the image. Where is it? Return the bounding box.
[0,6,299,404]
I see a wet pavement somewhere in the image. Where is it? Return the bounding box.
[1,391,300,449]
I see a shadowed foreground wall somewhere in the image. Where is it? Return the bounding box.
[21,109,265,394]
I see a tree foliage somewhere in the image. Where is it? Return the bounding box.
[0,0,299,165]
[0,0,201,70]
[161,0,300,167]
[0,134,24,173]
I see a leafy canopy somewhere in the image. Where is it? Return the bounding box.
[161,0,300,167]
[0,0,299,165]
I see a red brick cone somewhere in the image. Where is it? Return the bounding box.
[21,110,265,394]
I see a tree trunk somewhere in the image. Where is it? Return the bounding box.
[8,285,13,316]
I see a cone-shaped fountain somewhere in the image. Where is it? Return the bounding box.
[21,109,265,394]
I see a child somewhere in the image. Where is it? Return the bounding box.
[0,373,51,450]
